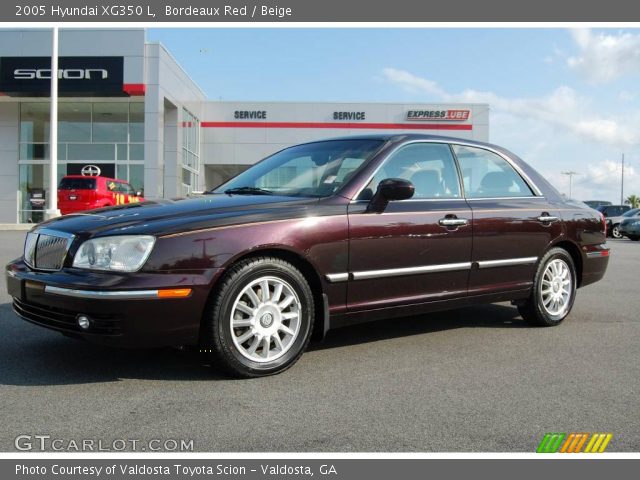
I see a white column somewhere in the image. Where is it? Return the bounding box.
[46,26,61,219]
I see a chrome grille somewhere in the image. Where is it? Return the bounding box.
[23,232,38,267]
[23,229,74,271]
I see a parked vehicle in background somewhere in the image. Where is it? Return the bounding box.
[610,208,640,239]
[584,200,612,209]
[57,166,144,215]
[597,205,634,238]
[6,135,610,377]
[618,210,640,241]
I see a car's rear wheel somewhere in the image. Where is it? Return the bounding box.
[611,224,622,239]
[202,257,314,378]
[518,247,576,327]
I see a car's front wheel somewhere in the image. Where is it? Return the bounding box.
[202,257,314,378]
[611,224,623,239]
[518,247,577,327]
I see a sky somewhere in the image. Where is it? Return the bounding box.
[148,28,640,203]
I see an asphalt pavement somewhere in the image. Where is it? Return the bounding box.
[0,231,638,452]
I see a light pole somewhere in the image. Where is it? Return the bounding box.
[621,153,625,205]
[45,26,61,220]
[561,171,579,199]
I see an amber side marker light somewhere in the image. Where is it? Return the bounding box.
[157,288,192,298]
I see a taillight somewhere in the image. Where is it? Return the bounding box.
[601,213,607,235]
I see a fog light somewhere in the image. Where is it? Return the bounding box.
[77,315,90,330]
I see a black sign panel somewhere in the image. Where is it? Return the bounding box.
[0,56,124,97]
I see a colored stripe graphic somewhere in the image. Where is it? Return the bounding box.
[584,433,613,453]
[560,433,589,453]
[537,433,566,453]
[201,121,473,130]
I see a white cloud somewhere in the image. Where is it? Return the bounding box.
[381,67,637,147]
[567,28,640,83]
[381,68,446,97]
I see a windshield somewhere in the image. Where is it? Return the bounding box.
[58,178,96,190]
[213,139,384,197]
[623,208,640,217]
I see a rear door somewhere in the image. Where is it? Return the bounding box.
[452,144,563,295]
[346,142,473,310]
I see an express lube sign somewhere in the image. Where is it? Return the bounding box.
[406,109,470,121]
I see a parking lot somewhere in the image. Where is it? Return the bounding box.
[0,230,638,452]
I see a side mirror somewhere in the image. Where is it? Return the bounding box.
[367,178,414,213]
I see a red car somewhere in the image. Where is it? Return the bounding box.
[57,174,143,215]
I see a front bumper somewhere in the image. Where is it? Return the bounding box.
[6,259,222,348]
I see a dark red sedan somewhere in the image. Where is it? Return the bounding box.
[6,135,609,377]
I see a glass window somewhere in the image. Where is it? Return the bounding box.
[92,103,128,142]
[20,103,50,143]
[59,178,96,190]
[116,164,128,182]
[18,164,65,223]
[216,139,382,198]
[359,143,461,200]
[129,144,144,161]
[58,103,91,142]
[129,164,144,194]
[116,182,135,195]
[67,143,116,161]
[182,168,193,187]
[129,102,144,142]
[453,145,534,198]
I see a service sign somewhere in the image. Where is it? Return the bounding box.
[0,56,124,97]
[406,109,471,121]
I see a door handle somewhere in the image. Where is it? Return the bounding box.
[537,213,559,223]
[439,217,469,227]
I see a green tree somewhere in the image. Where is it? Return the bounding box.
[625,194,640,208]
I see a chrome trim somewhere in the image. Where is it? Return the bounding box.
[477,257,538,269]
[537,215,559,223]
[466,196,545,201]
[44,285,159,300]
[325,273,349,283]
[352,262,472,280]
[24,228,75,272]
[351,139,543,201]
[438,218,469,227]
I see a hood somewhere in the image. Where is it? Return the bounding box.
[37,194,320,237]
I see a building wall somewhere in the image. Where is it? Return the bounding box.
[200,101,489,189]
[0,103,19,222]
[143,42,206,199]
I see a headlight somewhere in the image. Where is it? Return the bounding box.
[73,235,155,272]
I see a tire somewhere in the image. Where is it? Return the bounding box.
[201,257,314,378]
[518,247,577,327]
[611,224,622,239]
[629,235,640,241]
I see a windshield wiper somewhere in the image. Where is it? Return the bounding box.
[224,186,273,195]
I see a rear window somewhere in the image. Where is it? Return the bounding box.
[59,178,97,190]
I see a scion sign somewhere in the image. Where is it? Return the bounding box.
[0,56,124,96]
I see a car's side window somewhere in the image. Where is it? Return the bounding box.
[453,145,534,198]
[358,143,462,200]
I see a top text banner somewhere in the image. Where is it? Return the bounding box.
[2,0,640,22]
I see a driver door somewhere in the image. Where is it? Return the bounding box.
[347,142,473,311]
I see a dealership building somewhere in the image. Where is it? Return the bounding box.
[0,28,489,223]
